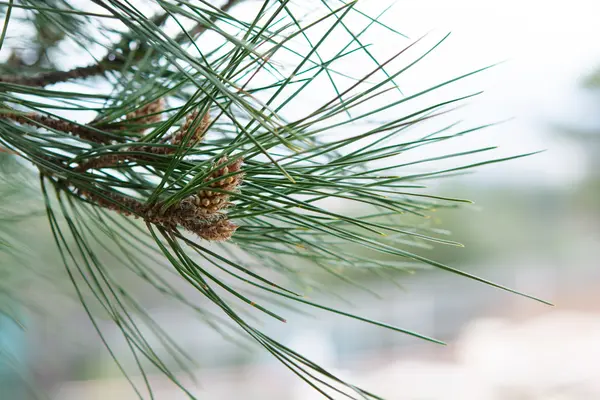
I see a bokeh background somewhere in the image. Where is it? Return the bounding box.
[1,0,600,399]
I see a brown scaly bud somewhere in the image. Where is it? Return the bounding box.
[170,111,211,148]
[143,197,239,242]
[191,192,229,215]
[79,189,145,217]
[194,157,244,214]
[185,218,238,242]
[141,195,239,242]
[206,157,244,191]
[126,98,164,133]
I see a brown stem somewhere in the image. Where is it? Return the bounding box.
[74,145,163,172]
[0,7,170,88]
[79,187,238,241]
[75,153,129,172]
[4,112,114,144]
[0,61,114,88]
[73,156,244,241]
[0,0,244,88]
[2,97,166,147]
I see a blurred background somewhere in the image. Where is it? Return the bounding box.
[1,0,600,399]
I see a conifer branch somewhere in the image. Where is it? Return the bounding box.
[75,106,211,172]
[0,0,243,88]
[0,60,117,87]
[1,111,114,143]
[77,184,240,242]
[0,1,545,399]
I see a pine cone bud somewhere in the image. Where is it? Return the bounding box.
[126,98,164,132]
[171,110,211,147]
[190,218,238,242]
[194,157,243,213]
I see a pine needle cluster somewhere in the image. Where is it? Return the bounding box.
[0,1,547,398]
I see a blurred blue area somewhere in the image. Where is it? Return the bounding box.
[0,313,27,399]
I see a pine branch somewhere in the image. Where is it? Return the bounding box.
[1,111,114,143]
[77,183,240,242]
[0,1,244,88]
[76,106,211,171]
[0,1,548,399]
[0,60,116,87]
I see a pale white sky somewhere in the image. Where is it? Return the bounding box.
[357,0,600,186]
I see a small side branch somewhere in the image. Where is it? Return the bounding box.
[0,62,110,88]
[0,0,245,88]
[76,109,210,171]
[3,112,114,143]
[78,179,240,242]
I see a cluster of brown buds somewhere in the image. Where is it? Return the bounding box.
[79,156,243,241]
[155,156,243,241]
[190,157,244,214]
[3,95,242,241]
[125,98,165,133]
[78,101,241,241]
